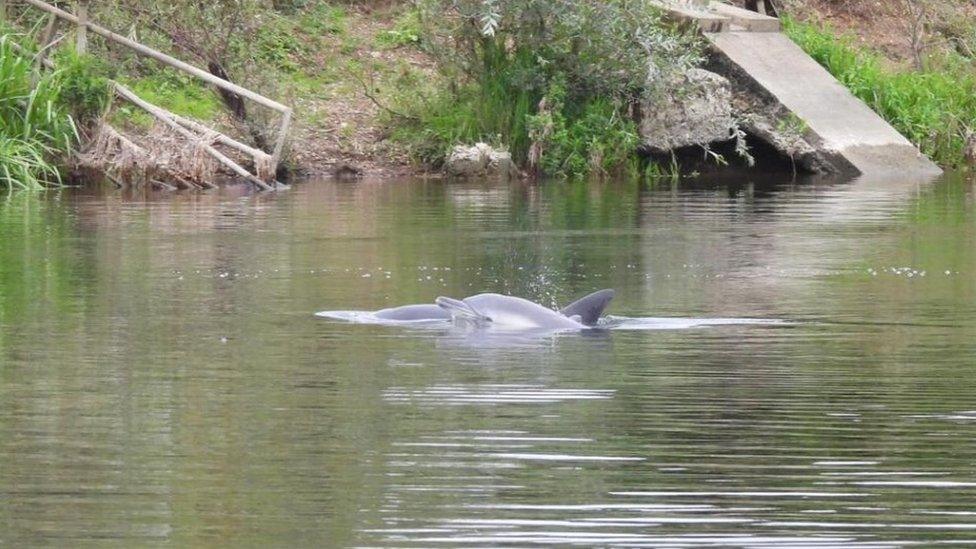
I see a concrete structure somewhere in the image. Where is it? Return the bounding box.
[656,1,942,178]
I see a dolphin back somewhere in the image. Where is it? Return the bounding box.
[374,304,451,321]
[436,296,492,325]
[559,289,615,326]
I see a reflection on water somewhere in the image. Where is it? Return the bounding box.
[1,173,975,546]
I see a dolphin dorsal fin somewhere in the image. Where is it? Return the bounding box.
[559,289,615,326]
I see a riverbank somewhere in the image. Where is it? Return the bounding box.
[290,0,976,177]
[3,0,975,187]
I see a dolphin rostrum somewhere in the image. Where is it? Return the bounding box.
[437,293,596,330]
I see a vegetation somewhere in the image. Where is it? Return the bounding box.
[387,0,703,177]
[785,17,976,168]
[0,37,80,190]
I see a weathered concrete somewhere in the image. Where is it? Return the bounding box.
[654,1,780,32]
[651,0,941,177]
[445,143,518,180]
[709,2,780,32]
[708,31,941,177]
[640,68,735,152]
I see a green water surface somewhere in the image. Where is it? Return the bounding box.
[1,174,974,547]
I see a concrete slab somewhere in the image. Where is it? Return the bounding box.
[708,2,781,32]
[708,31,942,177]
[652,1,730,33]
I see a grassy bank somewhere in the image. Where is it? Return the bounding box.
[784,17,976,168]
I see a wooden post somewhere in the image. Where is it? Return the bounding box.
[36,14,60,70]
[271,108,292,169]
[75,1,88,54]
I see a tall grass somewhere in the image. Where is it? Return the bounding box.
[0,35,80,190]
[784,18,976,168]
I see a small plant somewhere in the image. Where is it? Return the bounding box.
[775,112,808,137]
[376,10,422,49]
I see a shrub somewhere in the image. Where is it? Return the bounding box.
[393,0,702,177]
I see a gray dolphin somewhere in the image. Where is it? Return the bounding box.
[437,293,592,330]
[373,304,451,321]
[375,289,615,326]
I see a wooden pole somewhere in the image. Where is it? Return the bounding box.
[21,0,289,113]
[271,109,291,169]
[75,1,87,54]
[115,83,274,191]
[168,111,272,166]
[36,14,60,70]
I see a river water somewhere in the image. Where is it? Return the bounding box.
[1,174,974,547]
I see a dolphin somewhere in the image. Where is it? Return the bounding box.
[373,304,451,321]
[378,289,615,326]
[437,293,596,330]
[319,289,615,326]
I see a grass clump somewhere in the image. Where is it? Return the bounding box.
[784,17,976,168]
[0,36,89,190]
[389,0,702,178]
[375,9,422,49]
[125,70,222,122]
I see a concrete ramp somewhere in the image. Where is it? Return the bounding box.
[658,1,942,177]
[708,31,941,177]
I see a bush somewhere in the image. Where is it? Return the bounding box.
[50,49,113,123]
[393,0,702,177]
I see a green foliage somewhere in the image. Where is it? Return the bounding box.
[253,17,307,71]
[527,81,640,178]
[297,3,347,35]
[50,49,112,123]
[0,36,79,190]
[392,0,702,177]
[126,70,221,122]
[785,17,976,167]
